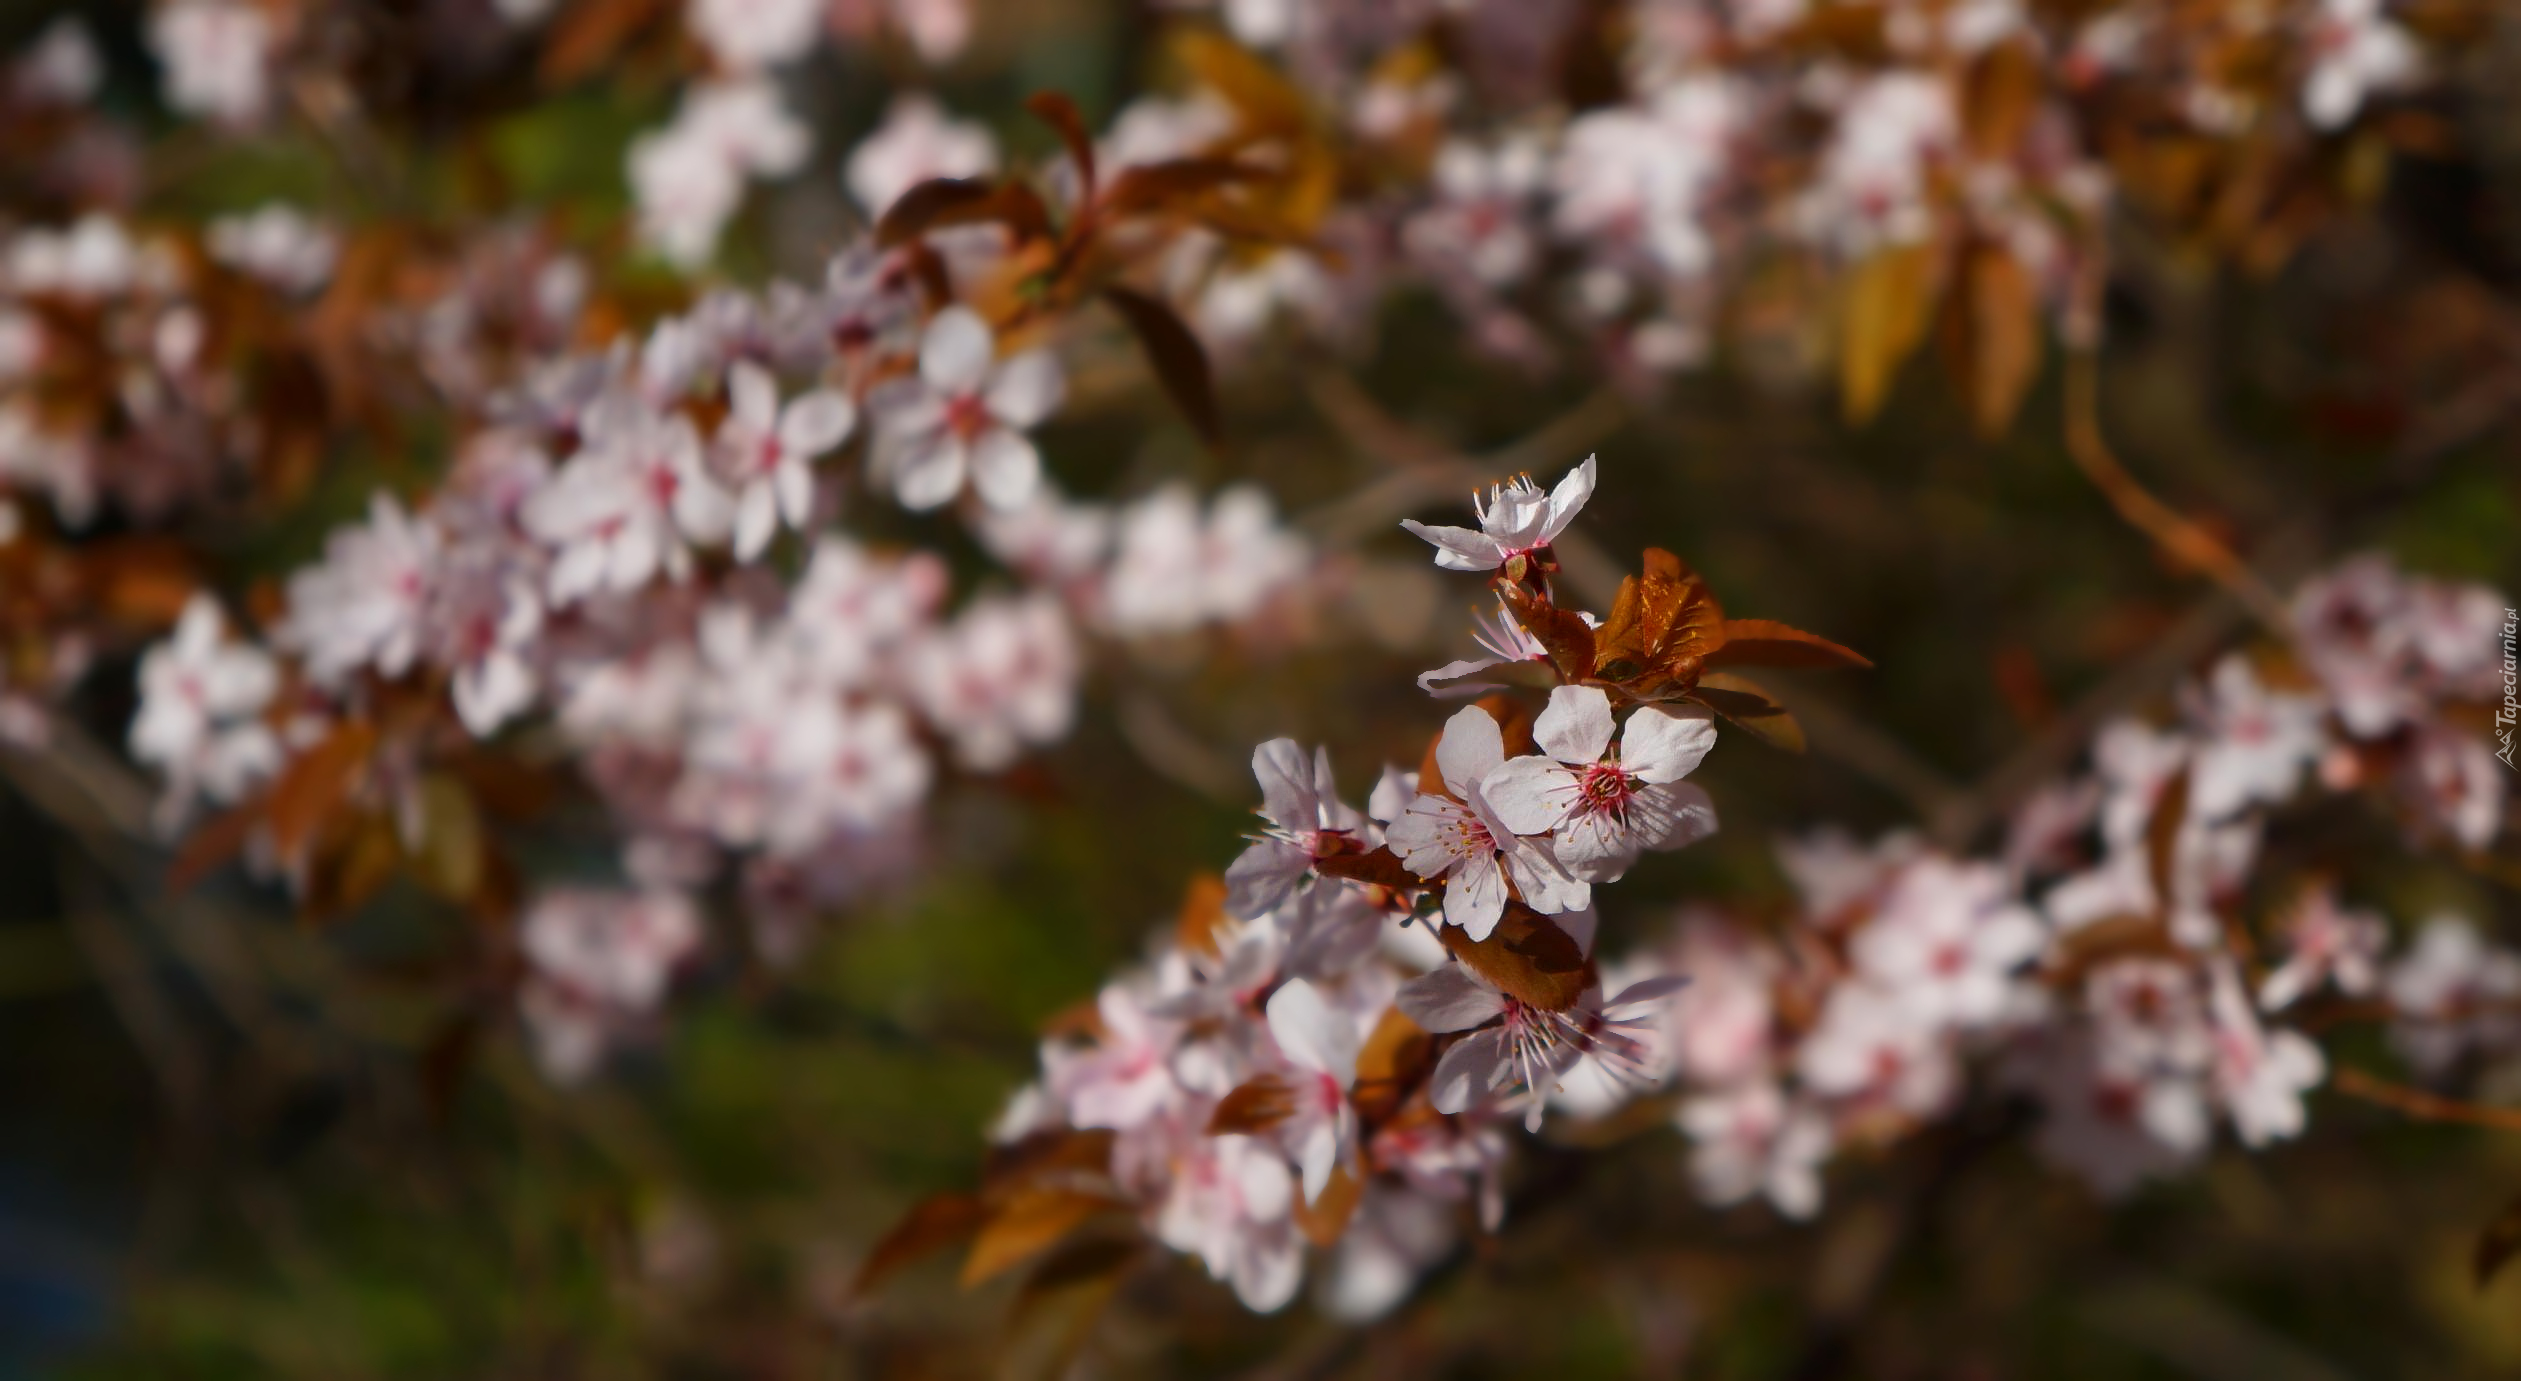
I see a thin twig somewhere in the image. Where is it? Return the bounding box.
[2330,1067,2521,1134]
[2061,343,2290,632]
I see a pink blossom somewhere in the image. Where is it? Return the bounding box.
[713,361,854,561]
[1481,685,1720,883]
[1383,706,1588,939]
[868,307,1063,512]
[1399,454,1596,573]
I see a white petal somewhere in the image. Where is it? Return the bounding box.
[1445,863,1507,939]
[1433,705,1504,794]
[1397,964,1503,1033]
[1538,453,1596,545]
[1427,1031,1509,1114]
[1480,755,1576,836]
[773,457,814,528]
[1628,780,1719,852]
[890,439,965,510]
[1224,839,1310,919]
[1533,685,1615,764]
[1265,978,1360,1086]
[985,349,1065,428]
[778,390,855,457]
[967,428,1040,510]
[919,306,995,391]
[1397,519,1504,572]
[1620,702,1717,783]
[1251,737,1318,832]
[728,359,778,431]
[733,481,777,561]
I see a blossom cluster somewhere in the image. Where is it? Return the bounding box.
[958,457,2512,1317]
[112,236,1313,1080]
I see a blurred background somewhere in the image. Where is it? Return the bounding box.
[2,0,2519,1376]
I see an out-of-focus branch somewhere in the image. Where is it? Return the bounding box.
[1299,375,1628,548]
[2331,1068,2521,1134]
[2061,343,2290,633]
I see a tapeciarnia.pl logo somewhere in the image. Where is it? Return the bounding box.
[2499,606,2518,770]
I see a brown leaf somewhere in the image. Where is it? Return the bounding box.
[875,179,1052,249]
[1706,619,1873,671]
[1497,582,1598,684]
[1175,872,1232,957]
[1437,903,1590,1013]
[853,1193,992,1297]
[1693,673,1806,753]
[1293,1163,1363,1247]
[167,801,260,895]
[1840,242,1939,424]
[982,1128,1117,1195]
[1962,39,2043,160]
[267,722,376,861]
[1945,243,2043,438]
[2473,1191,2521,1290]
[2144,766,2192,911]
[538,0,669,87]
[2042,913,2180,989]
[1312,846,1427,890]
[1592,549,1727,695]
[1351,1004,1433,1125]
[1098,157,1270,217]
[1000,1237,1137,1380]
[1026,92,1098,199]
[1207,1074,1299,1135]
[961,1189,1116,1289]
[1104,286,1223,447]
[1174,29,1311,136]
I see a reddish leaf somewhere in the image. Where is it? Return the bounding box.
[167,801,261,894]
[874,178,1053,248]
[2144,766,2192,910]
[267,722,376,861]
[1098,157,1269,216]
[538,0,669,87]
[1027,92,1098,200]
[1175,872,1232,957]
[1104,286,1224,447]
[1351,1004,1433,1124]
[1293,1163,1363,1247]
[1693,673,1807,753]
[961,1189,1116,1288]
[1706,619,1873,671]
[1312,846,1427,890]
[1592,549,1727,695]
[1174,28,1311,135]
[982,1128,1117,1194]
[1207,1074,1298,1134]
[1497,582,1598,684]
[1437,903,1590,1013]
[853,1193,991,1297]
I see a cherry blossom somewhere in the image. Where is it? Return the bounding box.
[148,0,275,126]
[2257,885,2387,1011]
[1481,686,1720,883]
[524,395,732,603]
[712,361,854,560]
[868,307,1064,512]
[2182,656,2326,821]
[1844,857,2042,1030]
[280,494,439,687]
[129,595,281,830]
[517,888,703,1082]
[1678,1080,1833,1219]
[1399,454,1596,573]
[1261,977,1371,1202]
[2302,0,2420,130]
[1384,706,1588,939]
[1224,738,1366,919]
[844,95,1000,217]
